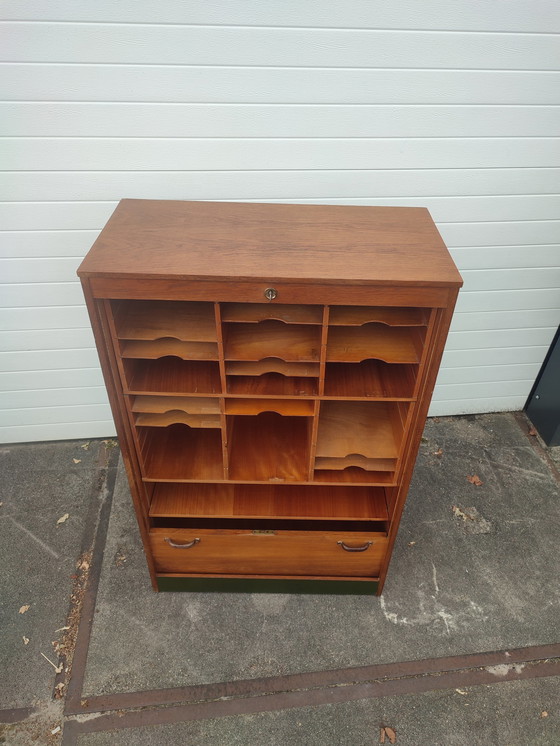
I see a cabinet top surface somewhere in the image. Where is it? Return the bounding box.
[78,200,462,287]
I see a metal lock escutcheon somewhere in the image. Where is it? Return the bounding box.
[264,287,278,301]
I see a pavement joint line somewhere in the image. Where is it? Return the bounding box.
[61,657,560,740]
[66,643,560,717]
[0,706,37,725]
[67,656,560,713]
[61,442,120,715]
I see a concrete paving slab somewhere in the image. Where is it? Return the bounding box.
[75,675,560,746]
[0,439,107,709]
[83,413,560,696]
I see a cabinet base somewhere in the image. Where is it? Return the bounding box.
[157,576,379,595]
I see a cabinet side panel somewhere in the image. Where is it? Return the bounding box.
[378,288,459,594]
[80,278,158,589]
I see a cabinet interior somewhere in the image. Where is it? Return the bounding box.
[109,299,430,527]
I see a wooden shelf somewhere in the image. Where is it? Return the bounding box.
[224,321,321,361]
[132,396,221,414]
[329,306,429,327]
[315,456,396,472]
[124,358,221,395]
[139,424,224,481]
[313,469,395,485]
[113,300,217,341]
[221,303,322,325]
[324,361,417,399]
[225,398,315,416]
[228,413,310,482]
[227,373,318,397]
[121,339,218,360]
[226,359,320,378]
[150,483,388,521]
[316,401,406,461]
[326,325,424,363]
[135,412,221,428]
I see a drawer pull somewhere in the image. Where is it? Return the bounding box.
[337,540,373,552]
[264,287,278,301]
[164,537,200,549]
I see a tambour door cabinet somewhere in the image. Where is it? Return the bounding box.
[78,200,462,594]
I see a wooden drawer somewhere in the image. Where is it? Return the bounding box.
[150,527,388,577]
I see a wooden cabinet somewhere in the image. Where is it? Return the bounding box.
[78,200,462,594]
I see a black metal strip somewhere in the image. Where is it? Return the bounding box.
[157,576,378,594]
[67,642,560,716]
[513,410,560,484]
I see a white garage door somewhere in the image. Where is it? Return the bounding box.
[1,1,559,442]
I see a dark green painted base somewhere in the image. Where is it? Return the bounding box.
[157,576,379,595]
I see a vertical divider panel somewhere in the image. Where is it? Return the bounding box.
[308,305,329,479]
[102,299,146,477]
[392,309,438,481]
[214,302,229,479]
[318,305,330,398]
[103,300,132,401]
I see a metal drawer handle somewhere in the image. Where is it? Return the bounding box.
[337,540,373,553]
[264,287,278,301]
[164,537,200,549]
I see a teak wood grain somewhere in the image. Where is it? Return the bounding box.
[316,401,405,461]
[149,527,388,577]
[78,200,462,288]
[124,358,222,395]
[226,360,320,378]
[224,321,322,362]
[131,395,221,414]
[120,339,219,361]
[323,361,417,399]
[78,200,462,594]
[326,326,425,364]
[149,483,389,521]
[221,303,323,325]
[113,300,217,341]
[328,306,429,327]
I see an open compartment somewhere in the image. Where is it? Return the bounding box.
[226,359,319,397]
[225,398,314,416]
[149,483,389,522]
[112,300,217,342]
[227,412,311,482]
[223,320,321,362]
[138,423,224,481]
[132,395,221,428]
[221,303,323,325]
[120,338,218,361]
[314,401,409,480]
[324,360,418,399]
[123,358,221,395]
[326,325,425,363]
[328,306,429,327]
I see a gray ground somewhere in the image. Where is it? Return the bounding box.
[1,413,559,744]
[76,676,559,746]
[84,413,560,694]
[0,440,107,709]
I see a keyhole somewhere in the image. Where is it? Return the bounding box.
[264,288,278,301]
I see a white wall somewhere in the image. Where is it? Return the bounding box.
[1,1,559,442]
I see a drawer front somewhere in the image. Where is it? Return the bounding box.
[150,528,387,577]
